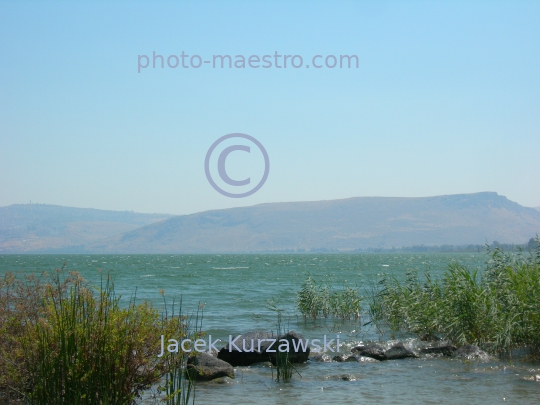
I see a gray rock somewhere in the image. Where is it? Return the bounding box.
[352,342,416,360]
[311,353,333,362]
[330,374,358,381]
[385,342,417,360]
[453,345,490,361]
[217,330,310,366]
[351,343,386,360]
[332,354,361,362]
[355,355,380,363]
[187,352,234,381]
[420,342,457,356]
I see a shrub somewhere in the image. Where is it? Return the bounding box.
[0,265,195,404]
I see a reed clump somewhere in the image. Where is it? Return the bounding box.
[369,237,540,358]
[266,301,297,383]
[296,275,362,320]
[0,264,195,404]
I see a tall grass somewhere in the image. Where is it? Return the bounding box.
[368,237,540,358]
[0,265,197,404]
[266,300,297,383]
[297,275,362,320]
[159,297,203,405]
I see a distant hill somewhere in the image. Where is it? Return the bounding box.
[92,192,540,253]
[0,204,171,253]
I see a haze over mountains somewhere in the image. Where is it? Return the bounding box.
[0,204,170,253]
[1,192,539,254]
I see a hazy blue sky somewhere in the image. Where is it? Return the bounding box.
[1,1,539,215]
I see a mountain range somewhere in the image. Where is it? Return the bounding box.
[1,192,539,253]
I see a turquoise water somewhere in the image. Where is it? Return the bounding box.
[2,253,540,404]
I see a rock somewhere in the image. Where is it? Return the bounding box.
[217,330,310,366]
[187,352,234,381]
[351,343,386,360]
[218,331,274,366]
[420,342,457,356]
[385,342,417,360]
[352,342,416,360]
[325,373,358,381]
[205,376,235,384]
[273,331,310,364]
[355,355,380,363]
[336,374,357,381]
[311,353,332,362]
[332,354,359,362]
[453,345,490,361]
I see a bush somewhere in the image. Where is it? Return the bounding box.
[0,265,195,404]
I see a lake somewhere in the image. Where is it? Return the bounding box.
[1,253,539,404]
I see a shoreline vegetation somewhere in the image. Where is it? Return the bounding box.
[262,237,540,253]
[296,237,540,360]
[0,265,199,405]
[0,237,539,403]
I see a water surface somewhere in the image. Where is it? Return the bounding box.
[1,253,539,404]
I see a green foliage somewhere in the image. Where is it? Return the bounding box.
[296,275,362,320]
[266,299,298,383]
[159,297,202,405]
[0,265,197,404]
[370,236,540,358]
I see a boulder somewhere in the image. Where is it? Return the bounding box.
[453,345,490,361]
[310,353,332,362]
[420,342,457,356]
[351,343,387,360]
[187,352,234,381]
[272,331,310,364]
[217,330,310,366]
[352,342,416,360]
[355,355,380,363]
[385,342,417,360]
[332,354,358,362]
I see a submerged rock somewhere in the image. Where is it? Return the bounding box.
[217,330,310,366]
[310,353,333,362]
[385,342,417,360]
[326,373,358,381]
[453,345,491,361]
[420,342,457,356]
[352,342,416,361]
[352,343,387,360]
[187,352,235,381]
[355,355,380,363]
[332,354,360,362]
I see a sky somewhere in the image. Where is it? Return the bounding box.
[1,0,539,215]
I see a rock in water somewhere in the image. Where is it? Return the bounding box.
[351,343,387,360]
[310,353,332,362]
[187,352,235,381]
[217,330,310,366]
[385,342,417,360]
[352,342,417,360]
[420,342,457,356]
[453,345,490,361]
[332,354,360,363]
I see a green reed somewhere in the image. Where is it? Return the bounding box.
[297,274,362,320]
[159,297,203,405]
[369,236,540,358]
[267,300,297,383]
